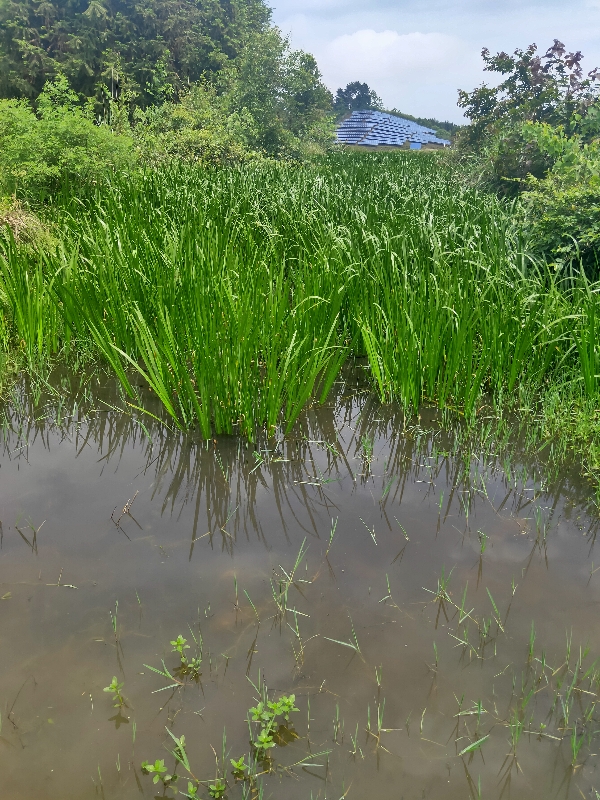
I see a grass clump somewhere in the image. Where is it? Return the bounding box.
[2,151,600,478]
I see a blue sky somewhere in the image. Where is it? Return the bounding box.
[270,0,600,122]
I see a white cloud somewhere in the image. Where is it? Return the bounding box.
[321,29,461,81]
[315,29,478,120]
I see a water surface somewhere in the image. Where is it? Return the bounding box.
[1,377,600,799]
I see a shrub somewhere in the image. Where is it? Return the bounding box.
[133,82,259,166]
[0,77,134,197]
[521,122,600,270]
[522,181,600,271]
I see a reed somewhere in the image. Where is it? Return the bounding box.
[1,152,598,437]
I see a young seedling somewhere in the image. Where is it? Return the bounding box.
[477,530,487,554]
[458,734,490,757]
[349,722,364,759]
[486,588,505,633]
[325,517,338,557]
[109,601,119,640]
[508,707,524,756]
[360,517,377,545]
[254,729,275,753]
[570,726,586,766]
[208,778,227,799]
[171,634,190,661]
[171,634,202,676]
[230,755,247,779]
[270,539,310,618]
[375,665,382,688]
[324,615,363,658]
[360,434,374,462]
[103,676,126,708]
[249,692,299,757]
[332,702,343,742]
[141,759,171,785]
[528,621,536,662]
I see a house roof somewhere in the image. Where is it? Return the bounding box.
[336,110,451,148]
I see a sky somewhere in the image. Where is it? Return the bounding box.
[270,0,600,123]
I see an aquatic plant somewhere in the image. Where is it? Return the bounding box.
[103,676,125,708]
[2,152,598,444]
[141,758,170,785]
[249,693,299,754]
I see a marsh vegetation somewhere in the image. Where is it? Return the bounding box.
[2,154,600,454]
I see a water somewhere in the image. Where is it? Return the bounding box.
[2,375,600,799]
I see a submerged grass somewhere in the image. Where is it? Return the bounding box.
[1,151,600,463]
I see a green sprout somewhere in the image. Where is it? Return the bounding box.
[103,676,125,707]
[249,693,299,754]
[208,777,227,798]
[171,634,190,660]
[141,759,172,785]
[230,755,247,778]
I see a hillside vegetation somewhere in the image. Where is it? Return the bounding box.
[0,0,334,164]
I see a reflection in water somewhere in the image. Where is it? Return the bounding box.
[1,373,600,799]
[3,373,596,546]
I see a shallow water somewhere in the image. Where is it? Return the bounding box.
[2,377,600,800]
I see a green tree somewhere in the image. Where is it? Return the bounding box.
[0,0,272,108]
[459,40,600,142]
[138,36,334,160]
[456,40,600,192]
[228,29,333,155]
[333,81,382,116]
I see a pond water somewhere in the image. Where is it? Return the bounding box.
[2,375,600,800]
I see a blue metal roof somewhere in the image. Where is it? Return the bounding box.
[335,110,450,148]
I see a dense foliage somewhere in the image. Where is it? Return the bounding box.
[0,76,134,196]
[0,0,334,168]
[333,81,382,115]
[457,40,600,188]
[520,122,600,270]
[2,154,600,439]
[459,41,599,143]
[0,0,270,106]
[455,39,600,270]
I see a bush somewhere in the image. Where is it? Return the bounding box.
[133,82,259,166]
[520,122,600,270]
[523,181,600,270]
[0,77,135,197]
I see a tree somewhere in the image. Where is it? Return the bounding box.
[228,30,333,155]
[456,40,600,193]
[458,40,600,145]
[0,0,335,160]
[333,81,382,115]
[0,0,272,109]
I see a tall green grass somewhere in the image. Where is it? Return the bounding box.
[0,152,598,436]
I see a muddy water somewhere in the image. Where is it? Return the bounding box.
[2,377,600,800]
